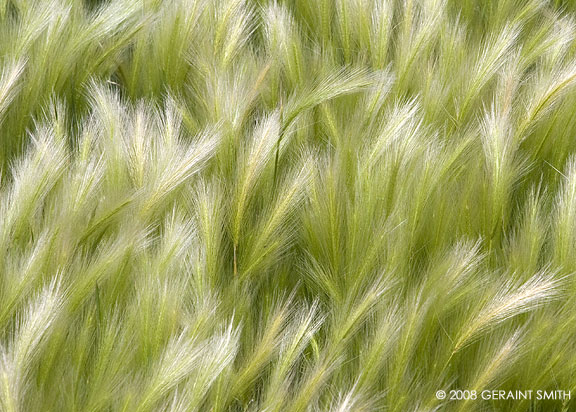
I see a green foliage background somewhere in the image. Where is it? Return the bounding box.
[1,0,576,411]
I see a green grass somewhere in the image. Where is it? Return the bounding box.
[1,0,576,411]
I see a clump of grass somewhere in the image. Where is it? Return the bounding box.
[2,1,576,411]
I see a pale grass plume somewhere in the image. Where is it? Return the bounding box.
[464,329,524,398]
[212,0,256,68]
[553,156,576,268]
[453,269,563,352]
[0,278,63,412]
[0,60,26,121]
[518,59,576,140]
[231,111,280,245]
[325,384,375,412]
[263,1,304,85]
[457,24,519,122]
[134,330,207,412]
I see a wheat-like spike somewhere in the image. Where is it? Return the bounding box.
[0,60,26,121]
[232,111,280,244]
[0,278,63,412]
[453,270,562,352]
[135,330,206,412]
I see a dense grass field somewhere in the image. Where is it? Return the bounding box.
[2,0,576,411]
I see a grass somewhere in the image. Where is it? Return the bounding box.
[1,0,576,411]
